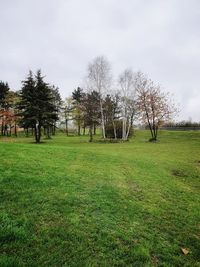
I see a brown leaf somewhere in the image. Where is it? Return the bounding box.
[181,248,189,255]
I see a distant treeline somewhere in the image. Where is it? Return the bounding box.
[162,121,200,131]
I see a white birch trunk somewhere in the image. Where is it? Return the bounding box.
[126,121,131,140]
[100,99,106,139]
[122,117,127,141]
[112,120,117,139]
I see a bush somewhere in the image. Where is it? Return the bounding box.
[105,120,133,139]
[149,137,157,142]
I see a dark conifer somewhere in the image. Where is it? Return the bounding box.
[19,70,59,143]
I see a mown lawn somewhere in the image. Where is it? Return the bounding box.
[0,130,200,267]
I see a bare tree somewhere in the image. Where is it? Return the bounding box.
[118,69,136,141]
[87,56,112,139]
[135,72,177,141]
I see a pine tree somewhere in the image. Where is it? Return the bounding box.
[81,91,100,142]
[72,87,84,135]
[50,85,62,136]
[19,70,58,143]
[0,81,9,108]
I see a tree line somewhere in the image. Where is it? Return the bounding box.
[163,121,200,130]
[0,56,177,143]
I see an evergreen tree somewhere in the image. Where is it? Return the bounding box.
[0,81,9,108]
[103,94,121,139]
[72,87,84,135]
[81,91,100,142]
[47,85,61,137]
[19,70,58,143]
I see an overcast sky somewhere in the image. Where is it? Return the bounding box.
[1,0,200,121]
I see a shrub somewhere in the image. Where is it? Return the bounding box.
[105,120,133,139]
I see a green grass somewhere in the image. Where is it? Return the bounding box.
[0,130,200,267]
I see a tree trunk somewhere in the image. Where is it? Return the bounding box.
[155,125,158,140]
[35,122,41,143]
[14,121,17,137]
[78,123,81,136]
[9,124,12,136]
[34,127,38,143]
[152,115,156,140]
[126,122,131,140]
[83,124,86,135]
[89,125,93,142]
[1,119,4,136]
[65,119,68,136]
[93,124,96,135]
[112,120,117,140]
[100,99,105,139]
[145,107,154,138]
[26,128,29,137]
[46,126,51,139]
[4,124,7,136]
[122,118,127,141]
[38,126,41,143]
[52,124,56,135]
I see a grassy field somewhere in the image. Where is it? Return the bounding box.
[0,130,200,267]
